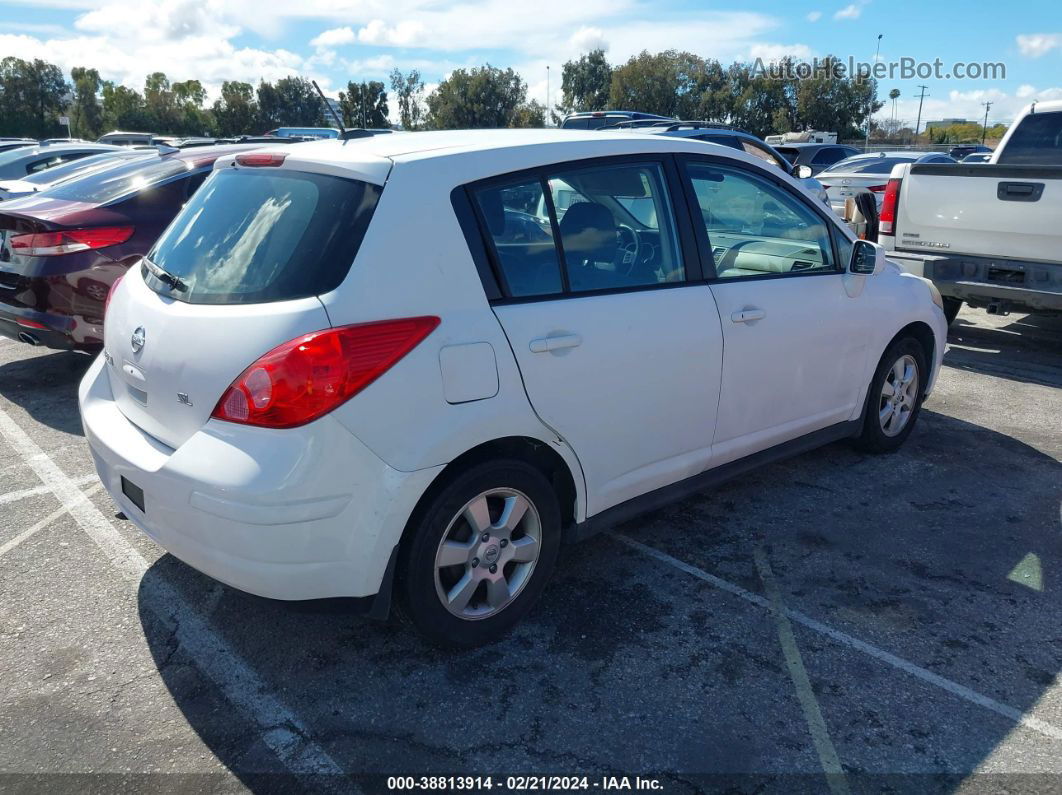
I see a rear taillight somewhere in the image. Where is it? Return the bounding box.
[867,184,887,193]
[211,316,441,429]
[10,226,134,257]
[104,273,125,318]
[878,178,901,235]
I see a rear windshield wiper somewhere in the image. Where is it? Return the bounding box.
[141,257,187,292]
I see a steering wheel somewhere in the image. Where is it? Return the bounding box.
[615,223,641,275]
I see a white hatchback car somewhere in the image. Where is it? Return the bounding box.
[80,130,947,647]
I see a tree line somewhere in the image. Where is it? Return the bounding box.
[0,51,881,140]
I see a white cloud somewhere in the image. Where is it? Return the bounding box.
[356,19,426,46]
[1016,33,1061,58]
[748,43,815,62]
[569,26,609,53]
[806,11,822,21]
[833,4,861,20]
[885,86,1062,128]
[310,26,356,49]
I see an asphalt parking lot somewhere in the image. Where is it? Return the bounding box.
[0,306,1059,793]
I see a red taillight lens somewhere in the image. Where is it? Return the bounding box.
[104,273,125,318]
[10,226,134,257]
[235,152,287,167]
[878,178,901,235]
[867,184,887,193]
[211,316,441,428]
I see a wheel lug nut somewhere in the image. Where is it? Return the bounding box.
[471,557,480,568]
[481,532,490,542]
[489,564,498,574]
[500,539,508,548]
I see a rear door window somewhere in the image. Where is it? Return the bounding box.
[997,111,1062,165]
[144,167,381,304]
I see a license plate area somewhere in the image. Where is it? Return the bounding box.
[121,476,146,514]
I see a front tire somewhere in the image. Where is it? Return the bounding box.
[400,460,561,648]
[856,337,927,453]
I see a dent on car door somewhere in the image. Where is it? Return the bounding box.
[682,158,869,464]
[472,158,724,516]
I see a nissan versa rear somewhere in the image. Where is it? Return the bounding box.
[80,131,947,647]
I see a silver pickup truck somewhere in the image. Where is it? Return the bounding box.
[880,99,1062,323]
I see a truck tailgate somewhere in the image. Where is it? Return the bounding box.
[895,164,1062,262]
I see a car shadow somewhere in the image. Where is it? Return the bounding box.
[0,349,92,436]
[137,408,1062,789]
[945,312,1062,388]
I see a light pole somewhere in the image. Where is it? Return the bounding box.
[981,100,992,145]
[865,33,882,150]
[546,65,550,126]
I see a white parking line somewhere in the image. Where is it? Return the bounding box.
[0,407,349,781]
[0,482,102,559]
[613,533,1062,742]
[753,546,849,795]
[0,474,98,507]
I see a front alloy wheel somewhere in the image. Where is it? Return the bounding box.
[878,354,919,437]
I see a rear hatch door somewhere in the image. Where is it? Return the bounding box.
[103,157,383,449]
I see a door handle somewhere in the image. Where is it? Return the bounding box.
[730,308,766,324]
[529,333,582,353]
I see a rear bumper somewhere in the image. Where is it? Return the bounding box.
[885,250,1062,314]
[78,355,443,601]
[0,310,82,350]
[0,276,104,351]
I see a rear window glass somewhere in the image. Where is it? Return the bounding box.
[997,111,1062,165]
[44,158,190,204]
[821,156,913,175]
[22,151,147,185]
[144,167,381,305]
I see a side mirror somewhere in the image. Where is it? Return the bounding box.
[794,164,813,179]
[849,239,884,274]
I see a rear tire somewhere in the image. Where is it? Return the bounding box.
[942,297,962,325]
[856,337,927,453]
[400,460,561,648]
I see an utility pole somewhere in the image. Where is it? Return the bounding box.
[546,65,550,127]
[865,33,883,150]
[914,85,929,137]
[981,100,993,145]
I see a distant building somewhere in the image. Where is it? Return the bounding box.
[321,96,342,125]
[924,118,972,130]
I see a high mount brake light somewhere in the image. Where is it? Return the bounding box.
[235,152,287,167]
[211,317,441,429]
[9,226,134,256]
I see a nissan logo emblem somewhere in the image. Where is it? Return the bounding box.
[131,327,146,353]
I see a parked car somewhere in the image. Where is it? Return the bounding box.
[949,144,991,160]
[561,111,673,130]
[816,152,956,215]
[0,142,124,180]
[960,152,993,163]
[881,99,1062,322]
[81,130,947,647]
[97,131,162,146]
[264,127,341,139]
[0,144,264,350]
[0,149,153,201]
[773,143,861,176]
[601,121,830,202]
[0,139,39,154]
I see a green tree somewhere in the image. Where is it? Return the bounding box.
[560,49,611,114]
[339,80,389,128]
[258,76,322,128]
[212,81,258,136]
[509,99,545,128]
[101,82,150,130]
[389,68,425,130]
[69,66,103,140]
[425,65,531,129]
[0,57,68,138]
[171,79,211,135]
[608,50,707,120]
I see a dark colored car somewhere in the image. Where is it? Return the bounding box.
[0,139,38,154]
[0,144,262,351]
[773,142,861,175]
[561,111,673,130]
[949,144,991,160]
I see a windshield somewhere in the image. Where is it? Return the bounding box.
[144,167,381,305]
[44,157,191,204]
[820,155,915,175]
[21,151,148,186]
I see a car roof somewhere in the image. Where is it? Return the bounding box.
[18,143,123,155]
[775,142,852,150]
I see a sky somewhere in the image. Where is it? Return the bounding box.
[0,0,1059,127]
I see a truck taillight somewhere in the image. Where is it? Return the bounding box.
[9,226,134,256]
[879,178,901,235]
[211,317,440,429]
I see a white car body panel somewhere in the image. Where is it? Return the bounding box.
[79,129,946,604]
